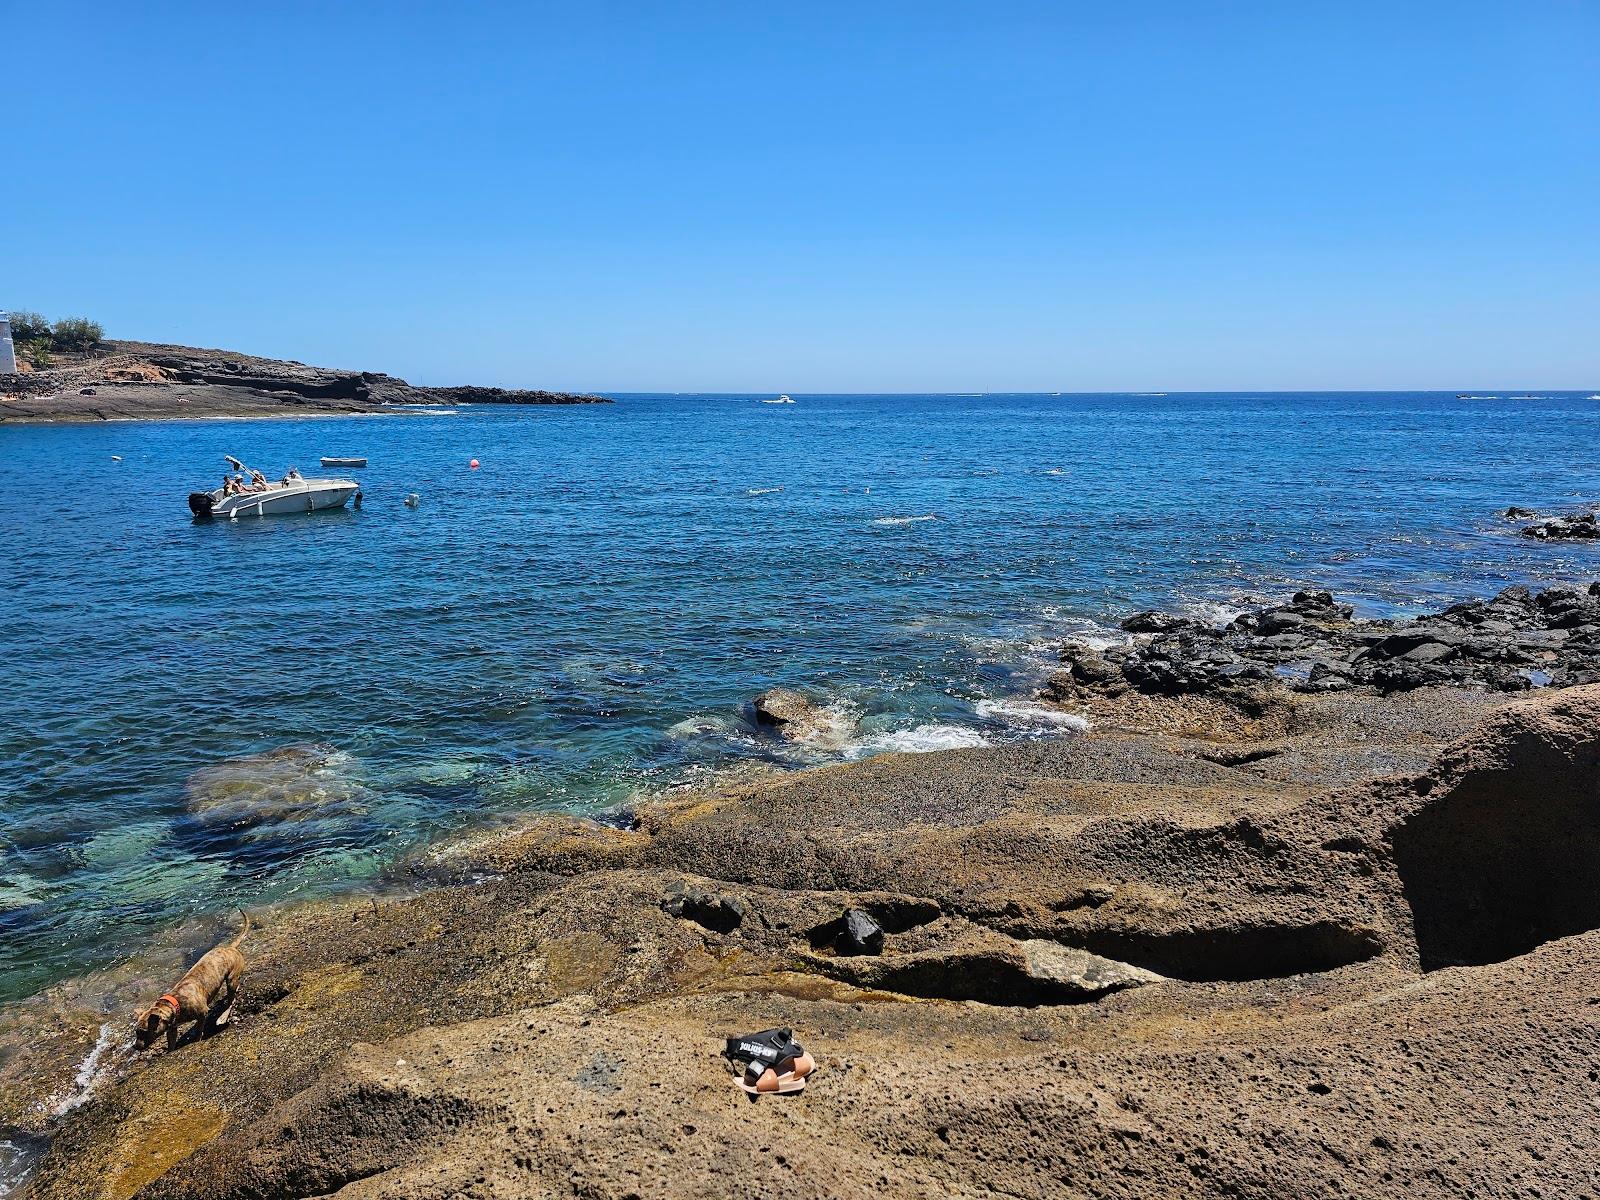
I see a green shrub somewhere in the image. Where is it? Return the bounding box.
[50,316,103,350]
[7,310,50,341]
[19,339,53,368]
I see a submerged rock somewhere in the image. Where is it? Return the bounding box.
[183,744,366,832]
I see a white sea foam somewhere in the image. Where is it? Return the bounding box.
[784,701,862,752]
[846,723,990,758]
[973,699,1090,731]
[746,486,784,496]
[1034,608,1129,653]
[1176,598,1252,629]
[666,714,734,739]
[872,514,937,526]
[52,1023,118,1117]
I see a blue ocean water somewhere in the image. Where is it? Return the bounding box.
[2,391,1599,1002]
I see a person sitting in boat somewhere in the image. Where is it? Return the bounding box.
[248,469,269,491]
[223,474,242,496]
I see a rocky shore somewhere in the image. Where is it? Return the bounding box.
[5,585,1600,1197]
[1519,510,1600,541]
[1046,583,1600,712]
[0,341,609,423]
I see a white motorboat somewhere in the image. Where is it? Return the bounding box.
[320,456,368,468]
[762,394,795,404]
[189,456,360,520]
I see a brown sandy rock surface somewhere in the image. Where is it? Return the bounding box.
[14,684,1600,1198]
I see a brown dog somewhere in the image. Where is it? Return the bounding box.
[136,910,250,1052]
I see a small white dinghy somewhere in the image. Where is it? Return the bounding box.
[189,455,360,520]
[320,456,367,468]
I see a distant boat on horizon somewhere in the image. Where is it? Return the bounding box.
[762,394,795,404]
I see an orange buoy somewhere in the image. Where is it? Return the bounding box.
[469,459,480,469]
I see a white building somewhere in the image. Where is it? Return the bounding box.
[0,312,15,374]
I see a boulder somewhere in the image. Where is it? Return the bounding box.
[747,687,852,746]
[837,908,885,956]
[749,687,818,730]
[818,938,1163,1004]
[1019,940,1164,997]
[661,881,745,933]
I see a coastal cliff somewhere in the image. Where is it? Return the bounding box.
[9,594,1600,1196]
[0,341,610,423]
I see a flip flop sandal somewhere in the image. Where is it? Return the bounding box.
[738,1065,808,1096]
[780,1051,816,1080]
[734,1051,816,1095]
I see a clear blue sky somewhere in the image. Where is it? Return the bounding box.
[9,2,1598,392]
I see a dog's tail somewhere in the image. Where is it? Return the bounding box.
[230,908,252,949]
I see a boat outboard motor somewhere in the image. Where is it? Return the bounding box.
[188,491,215,518]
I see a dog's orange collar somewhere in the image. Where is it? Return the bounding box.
[157,993,180,1013]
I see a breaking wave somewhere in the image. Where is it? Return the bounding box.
[845,723,991,757]
[974,699,1090,731]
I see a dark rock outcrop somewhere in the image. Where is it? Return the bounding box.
[1046,583,1600,707]
[836,908,885,955]
[1521,511,1600,541]
[661,881,745,932]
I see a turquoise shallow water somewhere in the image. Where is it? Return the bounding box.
[2,390,1599,1002]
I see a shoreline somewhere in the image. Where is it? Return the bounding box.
[6,579,1600,1196]
[3,403,549,427]
[0,339,611,425]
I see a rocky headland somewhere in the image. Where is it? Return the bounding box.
[5,584,1600,1198]
[0,341,609,423]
